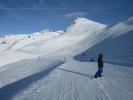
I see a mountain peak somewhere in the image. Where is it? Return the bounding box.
[71,17,92,24]
[64,17,106,34]
[70,17,105,27]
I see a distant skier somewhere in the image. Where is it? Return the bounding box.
[90,58,94,62]
[95,53,104,78]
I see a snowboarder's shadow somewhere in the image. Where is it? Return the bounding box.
[57,68,95,79]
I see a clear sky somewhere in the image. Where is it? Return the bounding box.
[0,0,133,35]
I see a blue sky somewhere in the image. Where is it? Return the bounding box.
[0,0,133,35]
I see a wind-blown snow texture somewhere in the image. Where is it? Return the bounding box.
[0,17,133,100]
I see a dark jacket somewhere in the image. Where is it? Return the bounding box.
[98,55,103,68]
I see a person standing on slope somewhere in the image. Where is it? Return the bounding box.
[95,53,104,78]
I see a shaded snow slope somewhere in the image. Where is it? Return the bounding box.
[0,57,64,100]
[0,57,64,88]
[74,17,133,65]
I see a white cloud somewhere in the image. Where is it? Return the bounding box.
[65,12,88,18]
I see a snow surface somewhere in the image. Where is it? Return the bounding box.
[0,17,133,100]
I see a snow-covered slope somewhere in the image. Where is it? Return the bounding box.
[0,17,133,100]
[0,17,106,66]
[74,17,133,65]
[65,17,106,35]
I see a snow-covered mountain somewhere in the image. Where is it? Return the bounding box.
[0,17,106,66]
[65,17,106,35]
[0,17,133,100]
[74,17,133,65]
